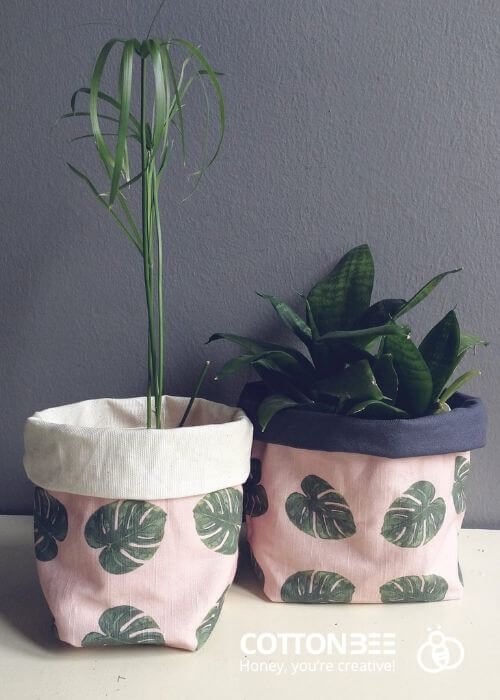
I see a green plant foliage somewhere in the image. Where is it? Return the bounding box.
[209,244,486,428]
[64,18,225,429]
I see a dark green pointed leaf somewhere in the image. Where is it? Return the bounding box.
[207,333,313,372]
[356,299,406,328]
[380,574,448,603]
[384,335,433,416]
[373,354,398,402]
[257,394,302,430]
[381,480,446,547]
[285,475,356,539]
[215,354,255,379]
[257,293,312,344]
[318,321,407,345]
[457,331,488,360]
[393,268,461,319]
[440,370,481,403]
[195,587,229,649]
[34,488,68,562]
[347,400,409,418]
[82,605,165,646]
[307,244,374,334]
[244,458,269,516]
[84,500,166,574]
[281,570,355,603]
[253,360,312,404]
[315,360,383,401]
[419,310,460,401]
[193,488,242,555]
[452,456,470,514]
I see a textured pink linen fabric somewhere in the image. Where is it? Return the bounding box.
[35,488,242,650]
[246,442,469,604]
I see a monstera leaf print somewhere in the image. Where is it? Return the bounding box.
[381,481,445,547]
[34,487,68,562]
[81,606,165,646]
[195,587,229,649]
[380,574,448,603]
[285,475,356,539]
[281,570,355,603]
[84,500,166,574]
[243,458,268,517]
[452,456,470,514]
[193,488,243,555]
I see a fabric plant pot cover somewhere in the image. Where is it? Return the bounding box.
[239,382,486,605]
[23,396,253,650]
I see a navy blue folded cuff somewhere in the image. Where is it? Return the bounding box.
[238,382,487,459]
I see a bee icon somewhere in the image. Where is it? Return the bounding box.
[417,626,464,673]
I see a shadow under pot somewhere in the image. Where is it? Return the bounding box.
[239,382,486,605]
[23,396,252,650]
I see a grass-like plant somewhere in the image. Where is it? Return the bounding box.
[209,244,487,429]
[62,10,224,428]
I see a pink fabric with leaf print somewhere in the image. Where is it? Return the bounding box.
[246,441,469,604]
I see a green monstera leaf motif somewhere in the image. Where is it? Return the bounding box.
[381,480,446,547]
[82,605,165,646]
[243,458,268,518]
[281,570,355,603]
[84,500,166,574]
[452,456,470,514]
[195,587,229,650]
[380,574,448,603]
[285,475,356,539]
[193,488,243,555]
[34,487,68,562]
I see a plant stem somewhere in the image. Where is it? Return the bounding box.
[153,167,164,428]
[141,56,158,428]
[178,361,211,428]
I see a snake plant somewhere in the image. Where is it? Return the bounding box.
[63,19,224,428]
[209,244,487,429]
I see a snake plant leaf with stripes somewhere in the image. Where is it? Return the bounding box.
[209,244,487,428]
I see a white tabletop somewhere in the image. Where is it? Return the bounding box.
[1,515,498,700]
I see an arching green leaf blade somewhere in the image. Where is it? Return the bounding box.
[384,335,433,416]
[419,310,460,401]
[393,268,461,319]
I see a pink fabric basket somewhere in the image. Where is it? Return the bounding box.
[24,396,253,649]
[240,382,486,605]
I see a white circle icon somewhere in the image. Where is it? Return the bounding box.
[417,627,464,673]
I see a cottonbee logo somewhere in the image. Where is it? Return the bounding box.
[417,627,464,673]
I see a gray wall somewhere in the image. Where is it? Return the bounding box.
[1,0,498,526]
